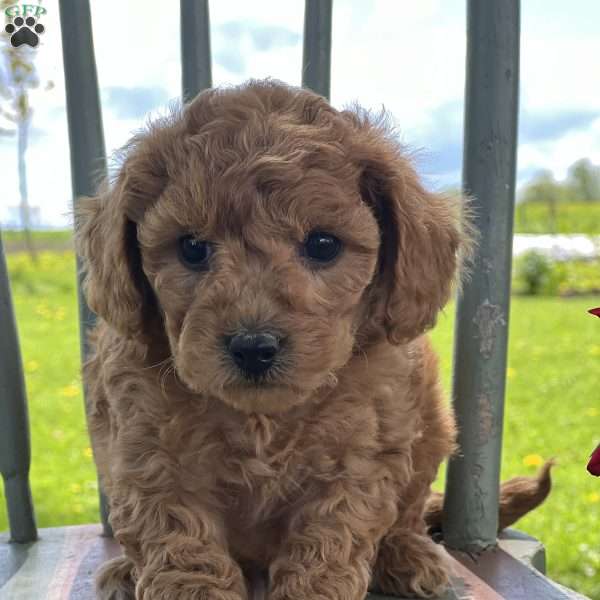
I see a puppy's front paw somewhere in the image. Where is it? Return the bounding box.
[96,555,136,600]
[269,562,369,600]
[372,530,450,598]
[136,572,248,600]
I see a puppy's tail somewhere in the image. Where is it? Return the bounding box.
[425,459,555,533]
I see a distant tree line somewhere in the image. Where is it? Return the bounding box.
[516,159,600,234]
[520,158,600,204]
[447,159,600,233]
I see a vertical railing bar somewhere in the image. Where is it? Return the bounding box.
[180,0,213,102]
[301,0,333,100]
[58,0,112,537]
[443,0,521,552]
[0,230,37,543]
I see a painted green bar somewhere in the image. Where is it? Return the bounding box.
[180,0,213,102]
[302,0,333,100]
[58,0,112,537]
[58,0,105,359]
[443,0,520,552]
[0,231,37,543]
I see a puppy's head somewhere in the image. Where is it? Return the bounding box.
[76,80,471,414]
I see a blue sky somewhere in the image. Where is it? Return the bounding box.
[1,0,600,227]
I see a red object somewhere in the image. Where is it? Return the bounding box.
[588,445,600,477]
[589,307,600,318]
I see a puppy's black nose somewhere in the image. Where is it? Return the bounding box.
[227,332,280,378]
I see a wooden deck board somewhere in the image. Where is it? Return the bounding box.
[0,525,119,599]
[0,525,589,599]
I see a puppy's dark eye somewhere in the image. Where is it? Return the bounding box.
[178,235,212,270]
[303,231,342,264]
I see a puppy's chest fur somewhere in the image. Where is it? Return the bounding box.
[202,391,415,565]
[179,390,407,512]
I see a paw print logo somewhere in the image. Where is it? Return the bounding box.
[5,16,45,48]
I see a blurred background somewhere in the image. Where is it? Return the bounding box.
[1,1,599,598]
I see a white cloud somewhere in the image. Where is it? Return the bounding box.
[331,0,466,129]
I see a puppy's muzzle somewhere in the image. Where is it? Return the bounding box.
[226,331,281,379]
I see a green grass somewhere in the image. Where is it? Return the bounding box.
[2,251,99,527]
[1,249,600,598]
[515,201,600,234]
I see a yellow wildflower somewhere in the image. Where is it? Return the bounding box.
[523,454,544,467]
[59,383,80,397]
[35,304,51,318]
[586,492,600,504]
[25,360,39,373]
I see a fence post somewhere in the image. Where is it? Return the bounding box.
[58,0,112,537]
[443,0,520,552]
[0,232,37,543]
[302,0,333,100]
[180,0,213,101]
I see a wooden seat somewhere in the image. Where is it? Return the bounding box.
[0,527,587,600]
[0,525,119,600]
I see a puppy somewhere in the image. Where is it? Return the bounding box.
[76,80,548,600]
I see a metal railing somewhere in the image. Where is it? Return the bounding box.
[58,0,111,536]
[0,0,520,559]
[444,0,520,552]
[0,230,37,543]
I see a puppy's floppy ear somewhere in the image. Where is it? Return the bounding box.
[74,135,169,341]
[347,111,473,345]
